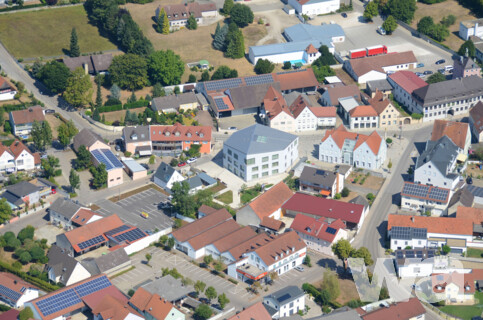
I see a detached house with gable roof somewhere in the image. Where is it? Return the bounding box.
[0,76,17,101]
[368,90,407,127]
[153,162,184,190]
[45,245,92,286]
[129,287,185,320]
[0,272,39,308]
[388,70,428,113]
[0,139,40,172]
[9,106,45,137]
[430,119,471,155]
[319,125,387,170]
[49,197,102,230]
[263,286,305,318]
[155,2,217,31]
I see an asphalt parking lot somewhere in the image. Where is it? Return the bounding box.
[95,188,173,232]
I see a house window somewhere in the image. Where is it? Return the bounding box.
[262,156,269,162]
[252,166,259,171]
[272,154,279,160]
[262,164,269,169]
[228,149,232,156]
[272,162,279,167]
[252,174,258,179]
[262,171,269,176]
[246,158,255,165]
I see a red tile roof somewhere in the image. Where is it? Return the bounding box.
[388,70,428,94]
[456,206,483,225]
[211,226,258,253]
[309,106,336,118]
[349,51,417,77]
[227,233,275,261]
[387,214,473,236]
[470,101,483,134]
[172,208,232,243]
[263,87,292,120]
[82,285,128,310]
[9,140,33,160]
[289,95,312,119]
[290,214,345,243]
[430,120,469,150]
[248,182,294,220]
[187,219,240,250]
[0,144,13,158]
[260,216,285,231]
[227,302,272,320]
[63,214,124,253]
[367,90,393,115]
[208,92,235,112]
[254,231,306,266]
[162,2,216,21]
[355,130,383,155]
[198,204,218,216]
[0,309,19,320]
[349,105,378,117]
[360,297,425,320]
[71,208,100,226]
[10,106,45,125]
[129,287,176,320]
[322,125,382,156]
[150,123,211,143]
[91,295,134,320]
[273,68,318,91]
[282,193,364,224]
[305,44,318,54]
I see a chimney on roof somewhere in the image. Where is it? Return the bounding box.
[149,308,152,311]
[14,280,17,284]
[411,216,415,222]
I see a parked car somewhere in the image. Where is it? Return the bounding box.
[435,59,446,65]
[341,12,347,18]
[467,176,473,185]
[187,157,197,164]
[178,162,187,167]
[417,63,425,68]
[295,266,305,272]
[377,26,386,35]
[228,126,238,130]
[45,109,55,114]
[438,68,446,74]
[40,154,48,159]
[115,145,121,152]
[415,72,424,77]
[423,70,433,75]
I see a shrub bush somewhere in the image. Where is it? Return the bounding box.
[124,100,149,109]
[98,104,123,113]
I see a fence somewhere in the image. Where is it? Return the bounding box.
[396,20,457,57]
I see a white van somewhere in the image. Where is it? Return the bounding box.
[445,65,454,71]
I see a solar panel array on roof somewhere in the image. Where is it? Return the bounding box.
[113,228,146,243]
[405,250,415,258]
[105,225,130,237]
[277,293,291,303]
[391,226,411,240]
[416,251,424,258]
[428,187,449,201]
[77,235,105,250]
[277,70,302,75]
[396,251,404,259]
[326,227,337,235]
[91,149,123,171]
[427,250,435,258]
[205,78,243,91]
[75,275,111,297]
[214,98,229,111]
[0,285,21,302]
[245,74,274,86]
[36,288,82,316]
[402,183,430,197]
[413,228,427,239]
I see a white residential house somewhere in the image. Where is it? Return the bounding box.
[319,125,387,170]
[0,77,17,101]
[0,145,15,172]
[347,105,379,129]
[287,0,339,15]
[388,214,473,254]
[388,72,428,113]
[0,272,40,308]
[262,286,306,319]
[153,162,185,190]
[9,106,45,137]
[414,136,462,190]
[223,124,299,182]
[46,245,92,286]
[401,182,452,216]
[9,140,37,172]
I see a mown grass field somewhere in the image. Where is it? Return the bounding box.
[0,6,116,58]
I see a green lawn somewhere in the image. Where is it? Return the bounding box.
[0,6,116,58]
[240,187,261,204]
[215,191,233,205]
[439,292,483,320]
[467,247,483,258]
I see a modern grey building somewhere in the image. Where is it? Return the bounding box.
[414,136,462,190]
[263,286,305,319]
[1,181,40,210]
[411,75,483,121]
[223,124,299,181]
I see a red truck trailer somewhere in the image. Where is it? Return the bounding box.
[366,45,388,56]
[349,48,367,59]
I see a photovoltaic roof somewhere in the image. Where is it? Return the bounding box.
[401,182,450,202]
[91,149,124,171]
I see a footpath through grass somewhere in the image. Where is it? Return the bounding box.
[0,6,116,58]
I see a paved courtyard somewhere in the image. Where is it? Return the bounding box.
[95,188,173,232]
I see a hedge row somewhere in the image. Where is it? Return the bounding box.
[0,260,59,292]
[99,100,149,113]
[2,104,26,112]
[0,3,47,12]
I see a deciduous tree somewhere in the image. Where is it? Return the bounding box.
[39,61,71,94]
[417,16,434,35]
[41,156,60,179]
[194,304,211,320]
[211,66,238,80]
[156,8,170,34]
[92,163,108,189]
[0,198,13,225]
[218,293,230,309]
[152,82,165,98]
[187,14,198,30]
[427,72,446,84]
[332,239,354,263]
[363,1,378,21]
[382,15,397,34]
[222,0,234,14]
[458,40,476,58]
[69,169,80,192]
[148,50,185,86]
[64,67,93,108]
[76,145,91,170]
[254,59,274,74]
[230,3,254,28]
[205,286,217,302]
[385,0,416,23]
[109,54,148,90]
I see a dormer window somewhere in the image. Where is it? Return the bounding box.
[200,133,204,138]
[131,134,138,140]
[187,133,192,137]
[141,134,145,138]
[165,132,171,136]
[175,131,180,136]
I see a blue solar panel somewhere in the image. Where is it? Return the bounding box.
[214,98,229,111]
[113,228,146,243]
[105,225,130,237]
[405,250,415,258]
[91,149,123,171]
[78,235,106,250]
[245,74,274,86]
[0,284,21,302]
[76,276,111,297]
[205,78,243,91]
[326,227,337,235]
[36,288,82,316]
